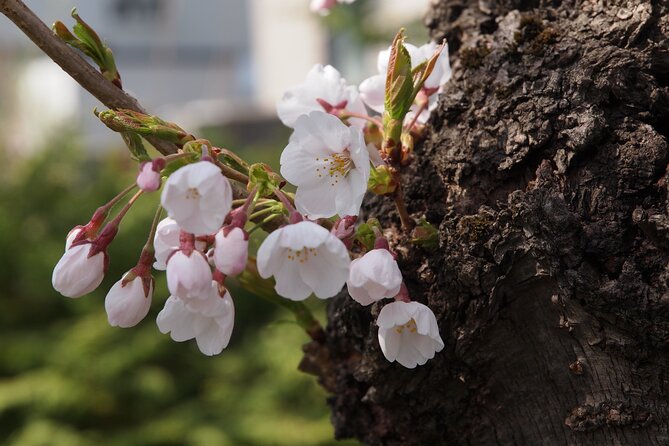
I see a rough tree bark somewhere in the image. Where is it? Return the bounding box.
[317,0,669,444]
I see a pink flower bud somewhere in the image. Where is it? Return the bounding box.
[105,275,153,328]
[136,160,163,192]
[331,215,357,248]
[166,250,213,299]
[213,227,249,276]
[52,243,106,298]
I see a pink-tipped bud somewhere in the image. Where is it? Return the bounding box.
[213,226,249,276]
[105,274,153,328]
[166,249,213,300]
[52,242,106,298]
[136,159,165,192]
[331,215,357,238]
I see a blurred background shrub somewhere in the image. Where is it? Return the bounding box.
[0,132,361,446]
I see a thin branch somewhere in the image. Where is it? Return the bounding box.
[0,0,178,155]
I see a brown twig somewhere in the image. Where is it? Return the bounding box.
[0,0,178,155]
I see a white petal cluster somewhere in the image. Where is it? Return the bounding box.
[166,250,213,300]
[257,221,350,300]
[157,281,235,356]
[160,161,233,236]
[359,41,452,124]
[213,227,248,277]
[377,301,444,368]
[280,111,370,219]
[277,64,367,128]
[347,249,402,306]
[52,243,105,298]
[105,275,153,328]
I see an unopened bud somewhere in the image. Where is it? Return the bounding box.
[136,159,165,192]
[368,165,397,195]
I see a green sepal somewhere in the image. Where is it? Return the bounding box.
[248,163,283,198]
[354,218,382,251]
[410,218,439,250]
[368,164,397,195]
[97,109,194,146]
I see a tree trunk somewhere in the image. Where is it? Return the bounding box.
[314,0,669,444]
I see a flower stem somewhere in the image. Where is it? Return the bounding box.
[273,189,297,214]
[214,159,249,184]
[109,190,143,227]
[247,214,282,234]
[143,205,163,251]
[249,207,275,221]
[162,152,192,164]
[405,101,428,132]
[101,183,137,212]
[342,110,383,128]
[392,181,415,231]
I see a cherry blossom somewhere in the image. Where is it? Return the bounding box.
[213,227,248,277]
[257,220,350,300]
[160,161,233,235]
[377,301,444,368]
[105,274,153,328]
[280,111,370,219]
[156,282,235,356]
[347,249,402,306]
[276,64,367,128]
[52,243,105,298]
[166,249,213,300]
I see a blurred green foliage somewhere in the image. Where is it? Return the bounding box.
[0,134,359,446]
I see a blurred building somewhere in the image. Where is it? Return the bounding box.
[0,0,429,154]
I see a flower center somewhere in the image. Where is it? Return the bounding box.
[185,187,200,199]
[286,247,318,263]
[395,318,417,334]
[315,149,352,187]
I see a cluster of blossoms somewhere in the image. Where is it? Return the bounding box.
[52,31,450,368]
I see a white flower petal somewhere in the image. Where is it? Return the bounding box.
[359,74,385,114]
[52,244,105,298]
[274,261,313,300]
[105,275,152,328]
